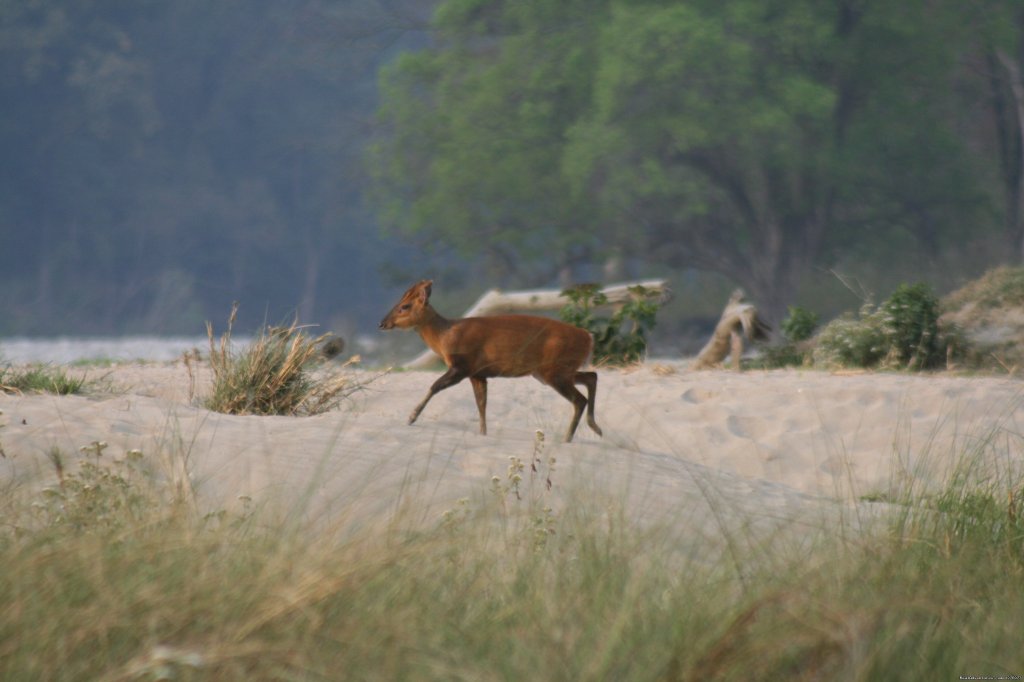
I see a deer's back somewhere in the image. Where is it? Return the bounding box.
[443,315,592,378]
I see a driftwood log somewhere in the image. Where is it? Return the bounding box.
[691,289,771,370]
[403,279,670,369]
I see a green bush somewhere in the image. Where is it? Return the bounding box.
[780,306,819,343]
[813,303,891,368]
[881,282,942,369]
[754,306,820,369]
[814,283,945,370]
[559,284,660,365]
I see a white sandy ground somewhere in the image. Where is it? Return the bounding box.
[2,361,1023,557]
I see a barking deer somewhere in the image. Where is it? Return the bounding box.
[379,280,603,442]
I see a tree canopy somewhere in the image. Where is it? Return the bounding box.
[372,0,1019,323]
[4,0,1024,335]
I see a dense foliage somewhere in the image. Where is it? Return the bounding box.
[753,305,820,368]
[4,1,1024,336]
[373,0,1024,324]
[814,282,945,370]
[881,283,943,369]
[781,306,820,344]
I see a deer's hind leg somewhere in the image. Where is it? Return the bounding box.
[543,375,588,443]
[574,371,603,436]
[470,376,488,435]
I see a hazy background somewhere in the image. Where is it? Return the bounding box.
[2,0,1022,357]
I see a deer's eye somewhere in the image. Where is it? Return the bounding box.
[400,303,411,311]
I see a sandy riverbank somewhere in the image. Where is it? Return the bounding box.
[2,361,1022,542]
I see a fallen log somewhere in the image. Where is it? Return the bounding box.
[690,289,770,371]
[403,279,670,369]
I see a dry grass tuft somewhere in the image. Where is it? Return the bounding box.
[204,303,356,416]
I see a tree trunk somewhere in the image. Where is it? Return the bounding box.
[741,219,814,332]
[996,47,1024,263]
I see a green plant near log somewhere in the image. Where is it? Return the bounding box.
[559,284,660,365]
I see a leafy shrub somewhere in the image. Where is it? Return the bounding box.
[205,304,355,415]
[814,283,945,370]
[36,446,152,535]
[754,306,820,369]
[881,282,942,369]
[560,284,660,364]
[813,302,894,369]
[781,306,819,343]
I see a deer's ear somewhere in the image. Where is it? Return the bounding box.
[417,280,433,303]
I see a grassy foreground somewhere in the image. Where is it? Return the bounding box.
[1,439,1022,681]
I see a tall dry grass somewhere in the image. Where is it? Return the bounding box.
[202,303,354,416]
[1,423,1022,680]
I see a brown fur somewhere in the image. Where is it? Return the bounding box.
[379,280,603,442]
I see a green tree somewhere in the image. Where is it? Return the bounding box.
[372,0,609,284]
[969,0,1024,263]
[566,0,987,323]
[373,0,992,324]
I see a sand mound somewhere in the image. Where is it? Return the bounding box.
[942,266,1024,371]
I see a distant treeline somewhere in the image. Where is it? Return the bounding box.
[3,1,1024,335]
[1,0,432,335]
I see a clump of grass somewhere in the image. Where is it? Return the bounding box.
[204,304,354,415]
[0,363,88,395]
